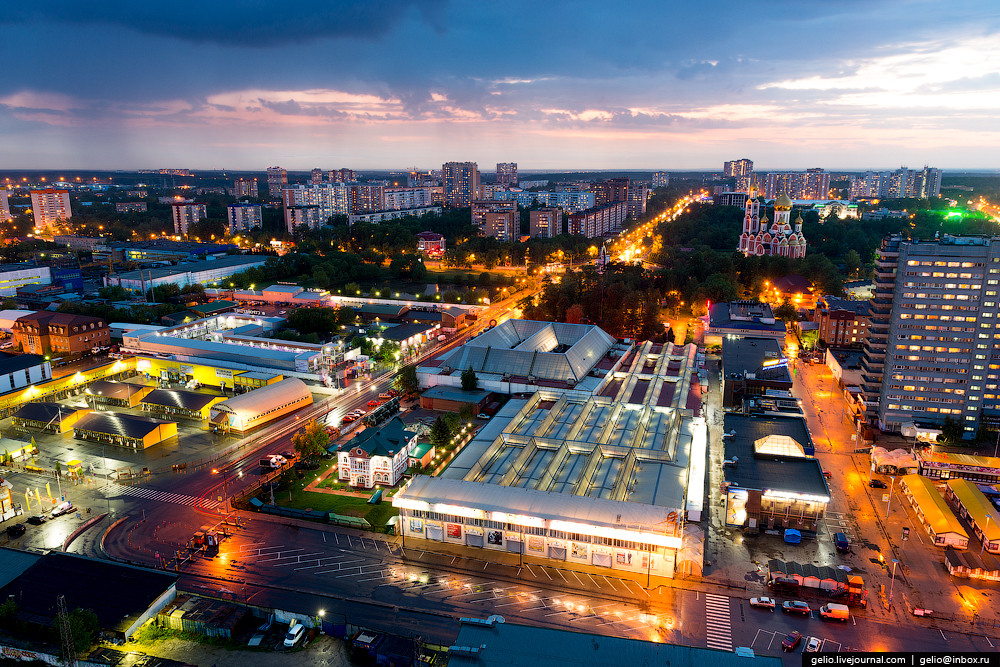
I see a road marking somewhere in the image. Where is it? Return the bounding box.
[704,594,733,651]
[603,576,617,591]
[269,552,326,565]
[588,574,600,587]
[358,572,389,582]
[322,533,326,543]
[524,564,535,577]
[108,483,219,508]
[940,629,947,641]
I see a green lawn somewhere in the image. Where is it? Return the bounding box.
[273,474,399,530]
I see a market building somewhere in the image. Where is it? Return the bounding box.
[945,479,1000,553]
[721,337,792,410]
[336,417,415,488]
[917,449,1000,485]
[208,378,312,432]
[721,414,828,535]
[899,475,969,549]
[73,412,178,450]
[12,402,91,434]
[139,388,228,421]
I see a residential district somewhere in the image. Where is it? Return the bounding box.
[0,162,997,667]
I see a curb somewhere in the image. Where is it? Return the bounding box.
[62,513,109,552]
[100,516,130,558]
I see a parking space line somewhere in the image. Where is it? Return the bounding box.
[603,576,617,591]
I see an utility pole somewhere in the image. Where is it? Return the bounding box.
[57,595,78,667]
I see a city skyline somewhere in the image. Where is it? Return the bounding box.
[1,1,998,170]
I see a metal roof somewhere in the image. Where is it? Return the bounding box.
[0,352,46,376]
[0,547,43,590]
[74,412,176,439]
[87,380,149,401]
[114,255,268,281]
[211,378,311,419]
[449,620,784,667]
[722,337,790,382]
[901,476,968,539]
[13,402,88,423]
[421,387,492,404]
[380,323,436,341]
[140,389,224,411]
[723,414,826,498]
[947,479,1000,541]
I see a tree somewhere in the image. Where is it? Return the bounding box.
[395,363,420,395]
[940,415,963,444]
[291,420,329,461]
[461,365,478,391]
[98,285,129,301]
[774,298,798,322]
[844,249,862,278]
[565,303,584,324]
[67,607,100,654]
[312,267,330,289]
[665,327,675,343]
[375,340,401,363]
[458,403,476,422]
[344,281,362,296]
[430,416,451,448]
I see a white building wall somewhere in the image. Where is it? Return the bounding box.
[0,266,52,296]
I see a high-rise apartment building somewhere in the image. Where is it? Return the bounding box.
[591,178,629,207]
[29,189,72,230]
[0,190,11,221]
[285,206,323,233]
[383,187,433,211]
[850,167,943,200]
[443,162,480,207]
[763,170,831,200]
[864,234,1000,439]
[567,202,627,239]
[232,178,258,199]
[266,167,287,198]
[348,185,385,214]
[534,190,596,213]
[329,168,356,183]
[282,184,349,229]
[724,159,753,179]
[482,211,518,242]
[626,184,649,219]
[226,203,262,234]
[171,202,207,236]
[652,172,670,189]
[530,209,562,238]
[310,168,324,184]
[472,199,517,227]
[496,163,518,187]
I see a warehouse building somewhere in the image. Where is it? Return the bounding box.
[900,475,969,549]
[721,414,828,535]
[944,479,1000,553]
[140,388,228,421]
[395,387,707,579]
[105,255,268,292]
[12,402,91,434]
[73,412,178,450]
[85,380,154,408]
[209,377,312,432]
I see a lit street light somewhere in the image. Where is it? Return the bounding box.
[888,558,900,609]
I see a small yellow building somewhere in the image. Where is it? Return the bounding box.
[12,402,92,434]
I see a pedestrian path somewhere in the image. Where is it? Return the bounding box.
[107,483,218,509]
[704,594,733,651]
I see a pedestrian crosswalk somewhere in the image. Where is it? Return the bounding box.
[107,483,218,509]
[704,594,733,651]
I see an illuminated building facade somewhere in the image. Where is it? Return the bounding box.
[737,193,807,258]
[29,189,72,230]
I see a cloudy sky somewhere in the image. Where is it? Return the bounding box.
[3,0,999,171]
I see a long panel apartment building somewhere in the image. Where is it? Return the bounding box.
[567,202,627,239]
[866,234,1000,439]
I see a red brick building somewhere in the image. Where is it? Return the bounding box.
[13,312,111,356]
[814,296,870,347]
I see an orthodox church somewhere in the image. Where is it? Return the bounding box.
[737,191,807,258]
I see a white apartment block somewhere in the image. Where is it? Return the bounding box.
[383,187,433,211]
[226,203,262,234]
[29,189,72,230]
[850,167,943,200]
[171,202,207,235]
[652,172,670,188]
[0,190,10,221]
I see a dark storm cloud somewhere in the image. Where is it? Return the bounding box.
[3,0,448,47]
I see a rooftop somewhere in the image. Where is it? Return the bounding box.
[708,301,786,336]
[818,296,870,317]
[140,388,225,411]
[74,412,176,439]
[115,255,268,281]
[13,402,89,423]
[827,348,864,369]
[442,320,616,383]
[344,416,412,457]
[723,414,827,498]
[421,387,492,404]
[0,352,47,376]
[722,337,791,383]
[448,619,783,667]
[380,322,437,341]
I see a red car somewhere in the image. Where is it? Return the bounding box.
[367,400,381,407]
[781,631,802,652]
[342,415,356,424]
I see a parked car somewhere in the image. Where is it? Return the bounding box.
[353,409,367,417]
[6,523,25,538]
[342,415,356,424]
[749,596,775,610]
[280,451,297,460]
[294,460,320,471]
[367,400,381,407]
[804,637,822,653]
[26,515,47,525]
[869,479,888,489]
[283,622,306,648]
[782,600,811,615]
[781,631,802,651]
[51,501,74,517]
[823,470,833,479]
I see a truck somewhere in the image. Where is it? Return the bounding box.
[259,455,286,471]
[819,603,850,621]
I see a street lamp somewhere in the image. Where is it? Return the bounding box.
[212,468,230,509]
[888,558,900,609]
[982,515,993,555]
[885,475,896,519]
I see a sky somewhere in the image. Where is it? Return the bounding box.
[2,0,1000,171]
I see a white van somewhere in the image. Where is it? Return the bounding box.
[819,603,850,621]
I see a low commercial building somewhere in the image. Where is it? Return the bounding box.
[721,414,828,535]
[945,479,1000,553]
[209,377,312,432]
[899,475,969,549]
[105,255,269,292]
[447,617,783,667]
[86,380,154,408]
[721,337,792,409]
[917,449,1000,485]
[825,348,863,387]
[336,417,415,488]
[0,264,52,297]
[140,388,227,421]
[12,402,91,433]
[420,387,493,413]
[73,412,178,450]
[416,231,445,258]
[134,356,282,392]
[705,301,787,345]
[0,352,52,394]
[379,322,438,351]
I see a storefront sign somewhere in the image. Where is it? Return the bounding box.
[180,365,194,374]
[215,368,234,380]
[487,530,503,545]
[408,518,423,533]
[616,551,633,565]
[571,543,588,559]
[726,488,748,527]
[528,536,544,553]
[446,523,462,539]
